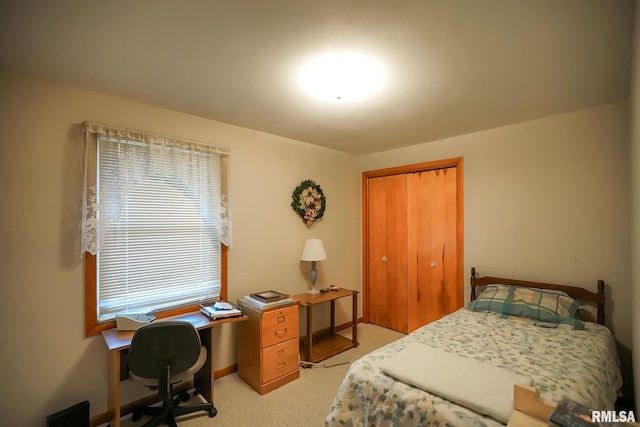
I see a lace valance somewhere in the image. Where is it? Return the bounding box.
[81,122,232,255]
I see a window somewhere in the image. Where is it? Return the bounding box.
[81,122,231,335]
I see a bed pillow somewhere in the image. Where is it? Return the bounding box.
[467,284,584,329]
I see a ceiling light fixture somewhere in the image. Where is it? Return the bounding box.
[298,51,385,103]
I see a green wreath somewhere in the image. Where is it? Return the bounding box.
[291,179,326,226]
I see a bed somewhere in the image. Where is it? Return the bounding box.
[325,267,622,427]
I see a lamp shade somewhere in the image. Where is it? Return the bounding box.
[300,238,327,261]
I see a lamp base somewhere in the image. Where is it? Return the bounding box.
[307,288,320,294]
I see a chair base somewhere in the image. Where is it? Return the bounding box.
[132,390,216,427]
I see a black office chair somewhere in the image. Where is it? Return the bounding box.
[128,321,217,427]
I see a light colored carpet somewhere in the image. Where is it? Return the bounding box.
[120,323,404,427]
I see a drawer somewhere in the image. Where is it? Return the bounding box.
[262,338,298,383]
[262,305,298,348]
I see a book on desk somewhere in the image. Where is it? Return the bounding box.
[249,290,289,303]
[199,301,243,320]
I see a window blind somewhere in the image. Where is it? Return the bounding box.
[96,136,221,321]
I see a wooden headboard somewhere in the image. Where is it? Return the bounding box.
[470,267,606,326]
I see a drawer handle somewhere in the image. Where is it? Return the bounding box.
[275,362,287,370]
[274,328,288,337]
[277,349,285,358]
[277,315,286,323]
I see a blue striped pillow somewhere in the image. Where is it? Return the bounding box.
[467,285,584,329]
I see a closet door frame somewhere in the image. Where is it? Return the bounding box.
[362,157,464,324]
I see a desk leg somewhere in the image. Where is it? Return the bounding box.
[352,293,358,347]
[107,349,121,427]
[195,326,215,404]
[330,300,336,335]
[306,305,312,362]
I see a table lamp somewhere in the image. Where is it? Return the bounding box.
[300,237,327,294]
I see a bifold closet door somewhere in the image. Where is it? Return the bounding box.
[406,167,460,331]
[367,174,409,332]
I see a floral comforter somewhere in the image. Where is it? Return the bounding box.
[325,308,622,427]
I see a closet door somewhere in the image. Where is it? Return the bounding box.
[364,158,463,334]
[367,174,408,332]
[407,167,461,331]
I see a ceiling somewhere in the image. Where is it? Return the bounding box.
[0,0,635,155]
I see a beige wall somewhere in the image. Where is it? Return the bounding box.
[0,72,360,425]
[632,0,640,413]
[361,101,633,399]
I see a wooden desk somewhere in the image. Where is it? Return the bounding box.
[101,312,247,427]
[292,288,358,363]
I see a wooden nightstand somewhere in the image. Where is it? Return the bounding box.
[292,288,359,363]
[236,299,300,394]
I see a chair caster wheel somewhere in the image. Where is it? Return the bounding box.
[209,407,218,417]
[179,390,190,402]
[131,408,142,421]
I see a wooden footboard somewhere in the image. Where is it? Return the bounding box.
[470,267,606,326]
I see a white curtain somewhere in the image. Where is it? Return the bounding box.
[81,121,232,256]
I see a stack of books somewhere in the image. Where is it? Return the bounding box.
[199,301,242,320]
[239,290,296,310]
